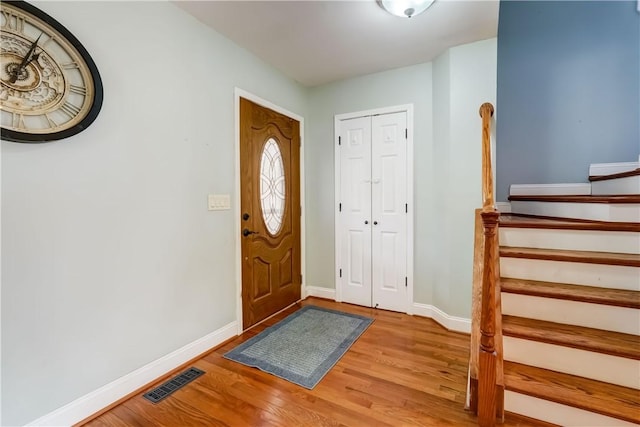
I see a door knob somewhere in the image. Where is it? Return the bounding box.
[243,228,258,237]
[242,213,250,221]
[374,221,378,225]
[365,220,369,224]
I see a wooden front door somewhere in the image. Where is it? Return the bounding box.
[240,98,301,329]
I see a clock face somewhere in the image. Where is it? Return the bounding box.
[0,0,103,143]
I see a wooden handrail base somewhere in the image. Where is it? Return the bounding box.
[478,350,498,426]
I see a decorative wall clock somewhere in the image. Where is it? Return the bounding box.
[0,0,103,143]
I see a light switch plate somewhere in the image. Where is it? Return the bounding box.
[208,194,231,211]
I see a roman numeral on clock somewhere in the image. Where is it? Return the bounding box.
[60,101,81,118]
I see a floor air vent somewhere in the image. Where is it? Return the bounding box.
[143,367,205,403]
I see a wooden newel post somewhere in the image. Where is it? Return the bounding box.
[478,102,498,427]
[478,210,500,427]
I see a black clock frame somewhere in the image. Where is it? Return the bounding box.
[1,0,103,143]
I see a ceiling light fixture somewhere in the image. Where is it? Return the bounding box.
[378,0,435,18]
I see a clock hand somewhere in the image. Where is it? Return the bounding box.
[9,33,42,83]
[23,50,41,68]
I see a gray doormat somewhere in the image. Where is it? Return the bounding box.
[224,305,373,389]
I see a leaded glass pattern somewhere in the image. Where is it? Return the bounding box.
[260,138,285,234]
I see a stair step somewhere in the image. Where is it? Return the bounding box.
[499,225,640,255]
[504,335,640,389]
[589,160,640,178]
[501,278,640,309]
[499,213,640,232]
[505,390,639,427]
[504,361,640,425]
[501,258,639,291]
[508,197,640,222]
[500,246,640,267]
[502,291,640,335]
[509,183,591,196]
[508,195,640,203]
[502,315,640,359]
[589,168,640,182]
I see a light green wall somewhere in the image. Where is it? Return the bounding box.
[306,63,435,305]
[436,39,498,317]
[1,1,497,422]
[305,38,497,318]
[1,2,307,425]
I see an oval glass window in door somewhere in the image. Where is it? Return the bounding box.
[260,138,286,234]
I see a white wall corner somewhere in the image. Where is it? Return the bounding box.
[305,286,336,301]
[496,202,511,213]
[26,321,238,427]
[412,303,471,334]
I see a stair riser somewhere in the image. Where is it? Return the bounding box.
[501,258,640,291]
[500,228,640,255]
[591,175,640,196]
[505,391,638,427]
[510,201,640,222]
[504,337,640,389]
[509,183,591,196]
[502,293,640,335]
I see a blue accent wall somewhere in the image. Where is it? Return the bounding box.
[496,1,640,201]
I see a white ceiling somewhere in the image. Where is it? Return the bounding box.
[173,0,499,87]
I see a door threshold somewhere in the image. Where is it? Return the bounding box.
[241,299,303,334]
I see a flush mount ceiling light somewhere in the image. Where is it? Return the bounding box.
[378,0,436,18]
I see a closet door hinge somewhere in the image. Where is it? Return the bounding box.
[405,277,408,287]
[405,203,408,213]
[405,129,408,139]
[339,202,342,212]
[338,136,342,145]
[339,268,342,278]
[300,274,303,283]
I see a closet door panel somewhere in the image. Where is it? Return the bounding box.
[372,112,408,312]
[339,116,372,306]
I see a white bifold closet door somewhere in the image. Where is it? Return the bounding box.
[339,111,408,312]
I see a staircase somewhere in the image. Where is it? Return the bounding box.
[498,166,640,426]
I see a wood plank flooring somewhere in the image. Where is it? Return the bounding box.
[83,298,552,427]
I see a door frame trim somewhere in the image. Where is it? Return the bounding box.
[234,88,306,334]
[334,104,414,314]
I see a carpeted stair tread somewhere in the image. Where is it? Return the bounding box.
[500,278,640,309]
[500,246,640,267]
[507,194,640,204]
[499,214,640,232]
[590,168,640,182]
[504,361,640,424]
[502,315,640,360]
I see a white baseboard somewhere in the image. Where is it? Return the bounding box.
[509,183,591,196]
[589,161,640,177]
[303,290,469,334]
[305,286,336,300]
[412,303,471,334]
[496,202,511,213]
[26,321,238,427]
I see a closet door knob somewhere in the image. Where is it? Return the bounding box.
[374,221,378,225]
[365,220,369,224]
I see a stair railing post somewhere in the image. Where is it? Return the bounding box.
[476,102,501,427]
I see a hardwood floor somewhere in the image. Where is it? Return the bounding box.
[83,298,552,427]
